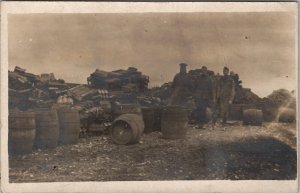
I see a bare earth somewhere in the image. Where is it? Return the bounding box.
[9,122,297,182]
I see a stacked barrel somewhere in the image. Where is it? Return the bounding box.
[9,110,36,155]
[8,107,81,156]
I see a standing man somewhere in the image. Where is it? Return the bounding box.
[170,63,192,106]
[193,66,213,128]
[230,71,242,88]
[213,66,235,124]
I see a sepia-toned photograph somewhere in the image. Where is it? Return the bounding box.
[1,2,298,193]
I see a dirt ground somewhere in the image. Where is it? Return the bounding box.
[9,122,297,182]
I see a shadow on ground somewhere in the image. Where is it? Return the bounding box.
[201,136,297,180]
[9,126,297,182]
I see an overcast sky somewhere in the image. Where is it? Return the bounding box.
[8,12,297,97]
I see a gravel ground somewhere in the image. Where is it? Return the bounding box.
[9,122,297,182]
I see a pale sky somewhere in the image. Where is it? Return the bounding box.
[8,12,297,97]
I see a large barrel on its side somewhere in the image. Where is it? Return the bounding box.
[141,107,155,134]
[110,113,144,145]
[34,109,59,149]
[161,106,188,139]
[243,109,263,126]
[9,110,36,155]
[278,108,296,123]
[57,107,81,145]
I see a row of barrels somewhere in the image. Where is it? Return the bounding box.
[109,105,188,144]
[110,105,296,145]
[230,104,296,123]
[239,107,296,126]
[9,107,80,155]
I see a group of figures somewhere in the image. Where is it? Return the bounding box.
[171,63,236,127]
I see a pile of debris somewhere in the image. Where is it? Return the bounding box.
[255,89,296,122]
[9,67,110,128]
[265,89,296,109]
[9,66,160,134]
[234,87,261,104]
[9,65,295,134]
[88,67,149,92]
[9,66,74,110]
[148,82,173,105]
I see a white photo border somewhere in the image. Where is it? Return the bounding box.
[1,2,298,193]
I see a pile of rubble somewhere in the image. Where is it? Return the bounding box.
[87,67,149,92]
[9,66,157,133]
[9,66,75,110]
[9,65,295,133]
[265,89,296,109]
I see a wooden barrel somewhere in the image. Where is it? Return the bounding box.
[161,106,188,139]
[141,107,155,134]
[34,109,59,149]
[57,107,80,145]
[279,108,296,123]
[110,113,144,145]
[9,110,36,155]
[243,109,263,126]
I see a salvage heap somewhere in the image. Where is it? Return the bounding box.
[9,66,75,110]
[8,65,297,157]
[88,67,149,92]
[9,65,296,131]
[9,66,155,133]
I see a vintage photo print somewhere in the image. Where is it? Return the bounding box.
[1,2,298,193]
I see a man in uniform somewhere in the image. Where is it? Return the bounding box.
[213,66,235,125]
[193,66,213,128]
[230,71,242,87]
[170,63,192,106]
